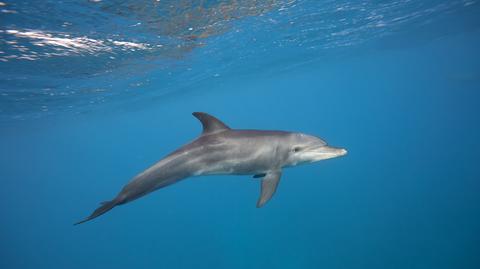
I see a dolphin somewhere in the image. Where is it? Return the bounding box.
[75,112,347,225]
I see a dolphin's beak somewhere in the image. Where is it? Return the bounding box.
[336,147,348,156]
[306,145,347,161]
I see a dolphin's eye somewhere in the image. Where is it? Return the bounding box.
[293,147,302,152]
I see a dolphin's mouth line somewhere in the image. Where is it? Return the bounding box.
[302,146,348,162]
[305,145,347,154]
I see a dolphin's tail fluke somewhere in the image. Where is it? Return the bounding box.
[74,199,118,225]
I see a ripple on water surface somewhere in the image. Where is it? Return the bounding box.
[0,0,478,120]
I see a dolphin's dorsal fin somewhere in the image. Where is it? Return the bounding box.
[192,112,231,136]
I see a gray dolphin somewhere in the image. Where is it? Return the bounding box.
[75,112,347,225]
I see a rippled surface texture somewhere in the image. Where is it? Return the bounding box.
[1,0,480,268]
[1,0,478,119]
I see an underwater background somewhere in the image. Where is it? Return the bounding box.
[1,0,480,268]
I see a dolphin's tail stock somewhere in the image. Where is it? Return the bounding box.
[74,198,119,225]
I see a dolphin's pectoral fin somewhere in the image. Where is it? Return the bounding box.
[253,173,266,178]
[192,112,231,136]
[256,170,282,208]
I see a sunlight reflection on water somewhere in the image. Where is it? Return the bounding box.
[0,0,477,120]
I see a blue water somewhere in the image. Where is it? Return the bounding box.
[1,0,480,268]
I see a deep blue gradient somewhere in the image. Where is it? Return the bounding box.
[1,1,480,268]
